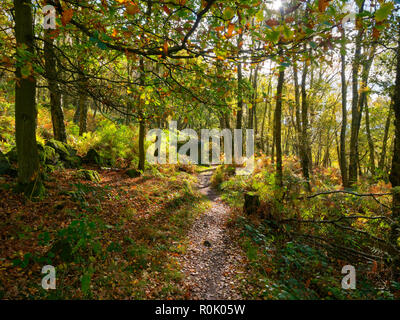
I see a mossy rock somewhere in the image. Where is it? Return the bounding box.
[45,139,76,160]
[39,146,59,165]
[76,169,100,182]
[126,168,141,178]
[0,151,11,175]
[83,148,109,166]
[64,155,81,169]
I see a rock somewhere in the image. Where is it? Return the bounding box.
[243,192,260,215]
[76,169,100,183]
[0,151,11,175]
[63,155,81,168]
[45,139,74,160]
[39,145,59,165]
[126,168,141,178]
[83,148,104,166]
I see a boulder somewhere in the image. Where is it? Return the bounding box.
[45,139,76,160]
[39,145,59,165]
[63,155,81,169]
[83,148,104,166]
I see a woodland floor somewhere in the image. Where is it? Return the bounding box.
[181,169,244,299]
[0,166,247,299]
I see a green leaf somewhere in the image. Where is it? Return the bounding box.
[223,7,235,20]
[375,2,394,22]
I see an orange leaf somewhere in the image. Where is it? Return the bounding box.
[163,5,171,14]
[226,23,235,37]
[163,41,168,55]
[318,0,330,12]
[371,261,378,273]
[372,27,380,40]
[126,2,140,15]
[61,9,74,26]
[265,19,279,27]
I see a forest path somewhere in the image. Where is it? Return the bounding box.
[180,168,243,299]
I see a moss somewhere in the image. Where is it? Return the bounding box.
[83,148,104,166]
[0,151,11,175]
[5,147,17,164]
[15,180,46,200]
[126,168,141,178]
[46,139,70,159]
[76,169,101,182]
[64,155,81,169]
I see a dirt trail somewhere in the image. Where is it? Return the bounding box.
[180,169,243,300]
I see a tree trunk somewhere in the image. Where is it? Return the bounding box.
[348,9,363,186]
[379,104,392,172]
[390,26,400,279]
[364,99,375,176]
[339,27,349,187]
[236,32,243,130]
[78,75,88,136]
[44,30,66,142]
[73,103,80,124]
[14,0,42,196]
[300,57,311,190]
[293,64,302,158]
[274,69,285,187]
[138,117,145,171]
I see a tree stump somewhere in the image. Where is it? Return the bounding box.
[243,193,260,215]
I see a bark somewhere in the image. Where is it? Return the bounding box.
[349,2,369,186]
[138,117,145,171]
[339,28,349,187]
[73,102,80,124]
[300,58,311,189]
[274,69,285,187]
[236,32,243,130]
[138,57,146,172]
[44,30,66,142]
[379,104,392,172]
[390,26,400,279]
[364,99,375,176]
[78,74,88,136]
[293,63,302,158]
[14,0,42,196]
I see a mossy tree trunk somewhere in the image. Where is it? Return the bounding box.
[390,25,400,279]
[274,68,284,187]
[14,0,43,196]
[44,30,67,142]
